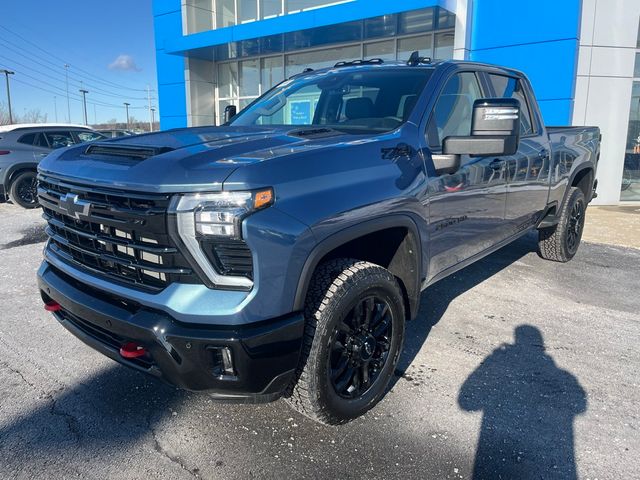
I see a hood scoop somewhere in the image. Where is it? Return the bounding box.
[84,143,174,160]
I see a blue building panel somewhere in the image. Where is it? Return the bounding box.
[470,0,582,125]
[470,39,580,125]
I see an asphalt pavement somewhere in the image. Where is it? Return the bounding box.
[0,201,638,479]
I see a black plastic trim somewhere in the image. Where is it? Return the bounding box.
[38,261,304,400]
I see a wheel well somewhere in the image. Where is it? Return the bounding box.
[313,227,420,321]
[6,167,37,190]
[571,168,594,200]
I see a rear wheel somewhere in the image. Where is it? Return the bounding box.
[537,187,586,262]
[9,171,39,209]
[286,259,405,425]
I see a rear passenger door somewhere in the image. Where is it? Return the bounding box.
[485,74,551,232]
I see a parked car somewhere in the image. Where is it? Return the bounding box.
[0,124,107,208]
[37,57,600,425]
[97,129,137,138]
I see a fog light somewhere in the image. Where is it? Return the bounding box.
[209,346,235,378]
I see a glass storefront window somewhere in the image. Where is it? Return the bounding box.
[261,56,284,91]
[397,35,433,62]
[262,0,282,19]
[217,62,238,98]
[216,0,235,28]
[364,40,395,61]
[284,45,361,77]
[239,0,258,23]
[434,32,455,60]
[398,8,434,35]
[239,59,260,97]
[622,81,640,200]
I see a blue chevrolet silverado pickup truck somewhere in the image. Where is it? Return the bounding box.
[36,57,600,425]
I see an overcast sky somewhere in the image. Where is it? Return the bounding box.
[0,0,158,125]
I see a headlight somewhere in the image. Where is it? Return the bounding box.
[169,189,274,289]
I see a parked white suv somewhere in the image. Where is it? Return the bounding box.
[0,124,107,208]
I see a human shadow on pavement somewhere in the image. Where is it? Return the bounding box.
[458,325,587,479]
[393,233,535,381]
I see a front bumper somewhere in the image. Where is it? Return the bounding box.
[38,261,304,402]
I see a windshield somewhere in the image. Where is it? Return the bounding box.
[229,68,433,133]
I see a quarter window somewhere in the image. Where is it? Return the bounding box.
[427,72,483,149]
[487,74,535,136]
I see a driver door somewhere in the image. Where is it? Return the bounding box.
[423,71,510,279]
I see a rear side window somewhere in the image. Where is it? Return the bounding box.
[18,133,36,145]
[487,75,535,136]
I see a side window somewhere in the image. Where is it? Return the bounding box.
[427,72,483,150]
[17,133,36,145]
[34,133,49,148]
[76,131,105,143]
[487,74,535,136]
[44,131,75,149]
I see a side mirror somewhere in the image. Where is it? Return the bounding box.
[443,98,520,157]
[223,104,237,123]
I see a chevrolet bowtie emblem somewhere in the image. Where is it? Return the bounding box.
[59,193,91,220]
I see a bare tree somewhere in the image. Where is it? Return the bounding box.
[0,102,48,125]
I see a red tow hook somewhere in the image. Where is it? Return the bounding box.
[44,301,62,312]
[120,342,147,359]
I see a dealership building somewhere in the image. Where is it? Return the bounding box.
[152,0,640,204]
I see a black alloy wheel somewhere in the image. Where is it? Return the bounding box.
[329,295,393,399]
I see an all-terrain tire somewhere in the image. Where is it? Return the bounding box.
[9,171,39,209]
[285,258,405,425]
[537,187,586,262]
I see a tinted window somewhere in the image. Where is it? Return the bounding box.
[17,133,36,145]
[427,72,482,148]
[44,131,75,149]
[487,74,535,136]
[76,131,105,143]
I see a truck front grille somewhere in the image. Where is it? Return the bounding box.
[38,175,198,291]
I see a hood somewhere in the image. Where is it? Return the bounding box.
[38,126,364,193]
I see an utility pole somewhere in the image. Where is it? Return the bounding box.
[64,64,70,123]
[151,107,156,131]
[54,96,58,122]
[147,85,153,132]
[79,89,89,125]
[1,69,15,124]
[124,102,130,129]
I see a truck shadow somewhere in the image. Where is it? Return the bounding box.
[393,232,537,381]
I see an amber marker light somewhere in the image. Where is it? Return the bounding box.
[254,188,274,210]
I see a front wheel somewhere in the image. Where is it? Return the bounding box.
[9,171,39,209]
[537,187,586,262]
[286,259,405,425]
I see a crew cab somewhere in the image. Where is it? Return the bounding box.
[36,57,600,425]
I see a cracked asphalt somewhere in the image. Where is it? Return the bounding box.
[0,201,638,479]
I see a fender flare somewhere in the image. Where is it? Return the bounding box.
[563,162,596,206]
[292,214,423,320]
[3,162,38,190]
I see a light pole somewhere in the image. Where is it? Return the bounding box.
[54,96,58,122]
[64,64,70,123]
[79,89,89,125]
[147,85,153,132]
[1,69,15,124]
[150,107,156,131]
[124,102,130,129]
